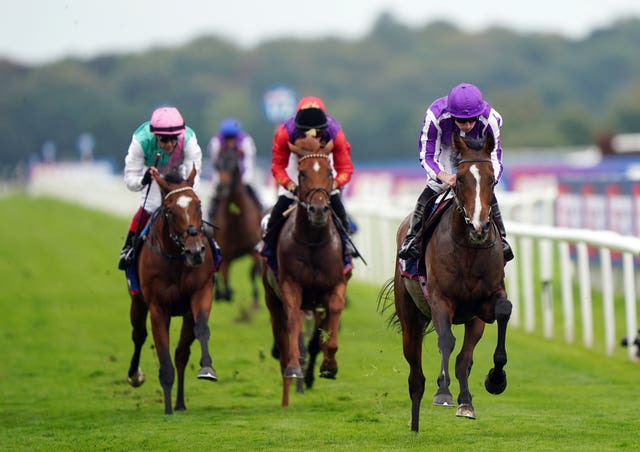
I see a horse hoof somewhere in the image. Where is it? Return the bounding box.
[485,368,507,395]
[284,366,303,379]
[433,393,455,407]
[456,404,476,419]
[127,368,145,388]
[319,363,337,379]
[295,378,305,394]
[198,366,218,381]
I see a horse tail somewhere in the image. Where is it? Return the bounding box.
[376,278,401,332]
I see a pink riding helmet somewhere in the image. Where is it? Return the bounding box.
[447,83,485,119]
[149,106,186,134]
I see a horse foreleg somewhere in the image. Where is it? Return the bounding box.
[319,286,346,379]
[127,294,147,388]
[455,317,485,419]
[149,306,174,415]
[174,315,195,411]
[193,306,217,382]
[485,296,512,395]
[250,254,261,310]
[431,309,456,408]
[281,282,304,380]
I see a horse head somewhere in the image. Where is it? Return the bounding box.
[288,137,334,228]
[451,132,496,244]
[215,148,242,200]
[154,165,207,266]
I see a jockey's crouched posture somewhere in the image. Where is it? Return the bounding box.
[261,96,358,257]
[398,83,514,262]
[118,106,219,270]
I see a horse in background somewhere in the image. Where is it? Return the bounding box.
[378,132,512,432]
[262,137,350,407]
[210,147,262,308]
[126,166,218,414]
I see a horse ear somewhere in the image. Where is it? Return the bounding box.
[452,133,467,152]
[482,133,495,155]
[154,173,170,193]
[321,140,334,154]
[187,164,197,186]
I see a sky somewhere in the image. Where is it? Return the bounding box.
[3,0,640,65]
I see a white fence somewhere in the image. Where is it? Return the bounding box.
[348,204,640,362]
[27,162,640,361]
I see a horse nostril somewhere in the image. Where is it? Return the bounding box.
[187,225,199,236]
[308,206,317,214]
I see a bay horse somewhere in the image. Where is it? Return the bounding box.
[126,166,218,414]
[262,137,349,407]
[210,147,262,307]
[378,132,512,432]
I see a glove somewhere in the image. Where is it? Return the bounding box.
[141,168,152,186]
[286,181,297,194]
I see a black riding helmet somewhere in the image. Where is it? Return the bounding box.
[294,107,327,133]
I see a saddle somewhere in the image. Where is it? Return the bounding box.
[399,197,455,281]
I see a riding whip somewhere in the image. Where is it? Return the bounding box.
[136,153,161,237]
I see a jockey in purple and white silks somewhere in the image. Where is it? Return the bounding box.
[206,117,262,217]
[118,106,204,270]
[398,83,514,262]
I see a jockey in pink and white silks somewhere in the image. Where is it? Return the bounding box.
[398,83,514,262]
[118,106,204,270]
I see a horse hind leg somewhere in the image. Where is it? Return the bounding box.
[485,297,512,395]
[174,315,195,411]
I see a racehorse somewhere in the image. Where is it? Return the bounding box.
[210,147,262,307]
[378,132,512,432]
[262,136,349,407]
[126,166,218,414]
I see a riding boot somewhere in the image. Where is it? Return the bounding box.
[398,186,437,260]
[330,193,359,258]
[262,195,294,251]
[491,194,514,262]
[118,230,138,270]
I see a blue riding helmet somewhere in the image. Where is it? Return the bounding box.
[447,83,485,119]
[219,118,242,138]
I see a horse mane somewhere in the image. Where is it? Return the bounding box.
[163,169,185,185]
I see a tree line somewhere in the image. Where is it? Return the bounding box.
[2,13,640,171]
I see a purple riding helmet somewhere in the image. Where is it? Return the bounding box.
[447,83,485,118]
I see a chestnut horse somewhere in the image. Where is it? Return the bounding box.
[210,148,262,307]
[378,133,512,432]
[262,137,349,407]
[126,167,218,414]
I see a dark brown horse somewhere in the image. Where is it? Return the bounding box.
[262,137,349,407]
[210,148,262,307]
[126,166,218,414]
[378,133,512,432]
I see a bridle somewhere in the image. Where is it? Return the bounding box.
[146,186,205,260]
[297,153,332,209]
[452,157,493,226]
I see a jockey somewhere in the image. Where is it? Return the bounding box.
[118,106,205,270]
[398,83,514,262]
[206,117,262,218]
[263,95,358,257]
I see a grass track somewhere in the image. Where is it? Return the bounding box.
[0,194,638,451]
